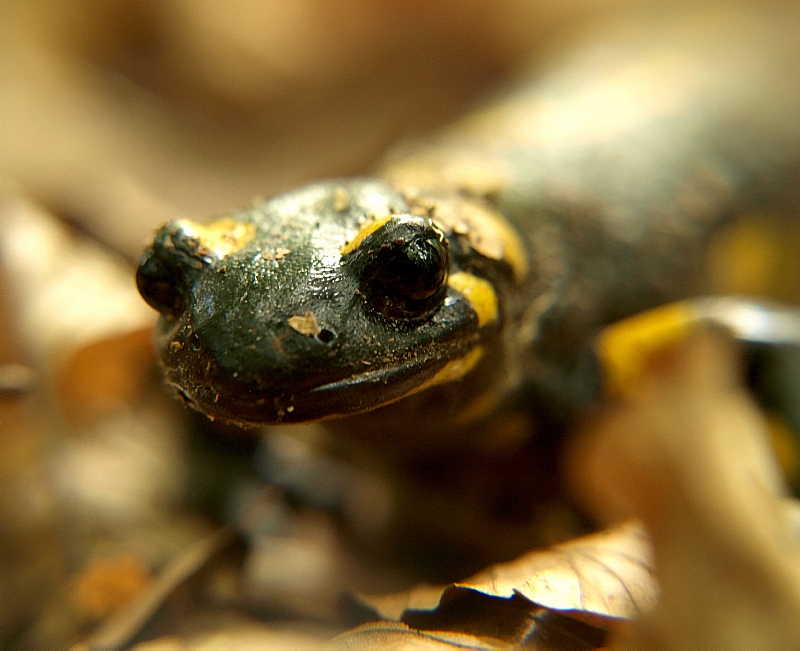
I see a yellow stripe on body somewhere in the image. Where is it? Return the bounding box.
[596,300,699,398]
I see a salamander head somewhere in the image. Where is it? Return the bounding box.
[136,180,513,426]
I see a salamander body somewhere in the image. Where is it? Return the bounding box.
[137,5,800,570]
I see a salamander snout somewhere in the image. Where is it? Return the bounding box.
[138,217,257,317]
[136,222,206,317]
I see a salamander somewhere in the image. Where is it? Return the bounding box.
[136,5,800,571]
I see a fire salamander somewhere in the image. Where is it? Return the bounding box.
[137,6,800,572]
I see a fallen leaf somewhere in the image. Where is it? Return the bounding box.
[355,584,446,623]
[357,521,655,625]
[349,521,656,649]
[457,520,656,621]
[570,329,800,648]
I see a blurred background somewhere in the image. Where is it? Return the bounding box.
[0,1,788,648]
[0,0,650,259]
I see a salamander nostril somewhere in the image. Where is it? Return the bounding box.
[317,328,336,344]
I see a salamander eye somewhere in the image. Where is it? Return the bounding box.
[364,230,449,320]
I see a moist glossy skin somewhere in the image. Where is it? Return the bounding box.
[137,180,508,425]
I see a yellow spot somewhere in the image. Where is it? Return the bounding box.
[428,345,484,385]
[448,272,499,326]
[176,217,256,259]
[340,215,392,255]
[467,202,529,283]
[320,346,486,417]
[288,311,321,337]
[597,301,699,398]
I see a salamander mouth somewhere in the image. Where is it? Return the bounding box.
[165,337,477,427]
[312,360,428,394]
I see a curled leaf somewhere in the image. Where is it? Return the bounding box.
[348,521,657,649]
[456,520,656,620]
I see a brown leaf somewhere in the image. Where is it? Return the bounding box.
[71,553,153,620]
[338,593,612,649]
[348,522,655,649]
[358,521,655,625]
[570,330,800,648]
[401,590,609,649]
[84,528,236,651]
[456,520,656,620]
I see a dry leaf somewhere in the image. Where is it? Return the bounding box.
[570,330,800,648]
[84,529,235,651]
[456,520,655,621]
[358,521,655,624]
[355,584,448,623]
[336,594,612,649]
[349,521,656,649]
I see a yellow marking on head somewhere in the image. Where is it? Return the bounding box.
[320,346,486,415]
[340,215,392,255]
[459,201,528,283]
[448,272,499,326]
[176,218,256,259]
[428,345,484,385]
[597,301,699,398]
[407,196,528,283]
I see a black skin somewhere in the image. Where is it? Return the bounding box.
[137,181,496,426]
